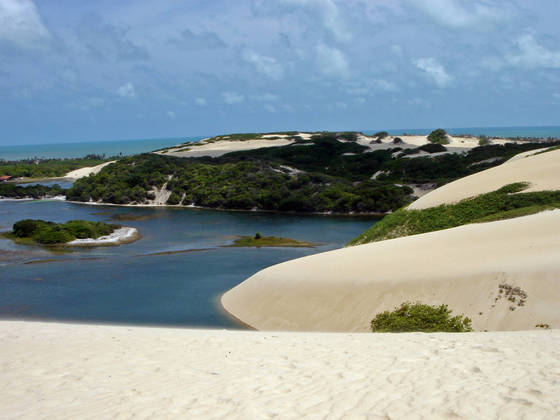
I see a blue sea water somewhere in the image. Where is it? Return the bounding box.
[0,200,377,328]
[0,137,204,161]
[375,125,560,138]
[1,126,559,162]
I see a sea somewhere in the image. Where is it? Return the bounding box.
[1,126,560,161]
[0,137,205,161]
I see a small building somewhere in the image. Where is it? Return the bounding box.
[0,175,13,182]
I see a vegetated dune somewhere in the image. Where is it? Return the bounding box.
[2,321,559,418]
[64,161,116,179]
[409,148,560,210]
[222,210,560,332]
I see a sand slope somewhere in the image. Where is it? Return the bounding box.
[1,321,559,419]
[222,210,560,332]
[64,161,116,179]
[409,148,560,210]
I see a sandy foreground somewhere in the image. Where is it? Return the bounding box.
[1,321,559,419]
[409,148,560,210]
[222,210,560,332]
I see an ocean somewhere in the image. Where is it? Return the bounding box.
[0,137,205,161]
[1,126,560,161]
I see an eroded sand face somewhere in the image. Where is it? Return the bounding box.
[1,321,558,419]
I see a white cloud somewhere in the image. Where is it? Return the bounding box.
[0,0,50,48]
[195,97,207,106]
[166,110,176,119]
[280,0,351,42]
[252,93,279,102]
[264,104,276,113]
[410,0,507,29]
[243,50,284,80]
[413,57,453,87]
[223,91,244,104]
[316,43,349,77]
[507,34,560,69]
[117,82,136,98]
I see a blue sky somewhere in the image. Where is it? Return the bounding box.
[1,0,560,145]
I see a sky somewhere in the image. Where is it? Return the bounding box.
[1,0,560,145]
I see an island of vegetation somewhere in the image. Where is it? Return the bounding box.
[2,219,139,246]
[228,232,316,248]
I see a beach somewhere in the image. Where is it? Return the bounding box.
[1,321,559,419]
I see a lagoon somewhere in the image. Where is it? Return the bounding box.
[0,199,376,328]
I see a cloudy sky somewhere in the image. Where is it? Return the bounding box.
[1,0,560,144]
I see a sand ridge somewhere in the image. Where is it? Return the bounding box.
[222,210,560,332]
[1,321,559,419]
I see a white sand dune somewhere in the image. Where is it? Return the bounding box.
[222,210,560,332]
[1,321,558,419]
[64,161,116,179]
[409,148,560,210]
[159,138,297,158]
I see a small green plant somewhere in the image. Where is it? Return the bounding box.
[535,323,550,329]
[373,131,389,139]
[371,302,473,332]
[428,129,449,145]
[478,136,490,146]
[254,232,262,240]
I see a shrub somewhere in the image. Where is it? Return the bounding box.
[478,136,490,146]
[393,137,403,144]
[428,129,449,145]
[373,131,389,139]
[371,302,472,332]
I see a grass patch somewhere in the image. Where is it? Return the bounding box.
[371,302,472,332]
[349,182,560,245]
[227,233,316,248]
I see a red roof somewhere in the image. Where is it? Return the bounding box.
[0,175,12,181]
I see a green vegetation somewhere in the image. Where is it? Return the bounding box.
[371,302,472,332]
[228,233,316,247]
[0,155,110,178]
[376,142,560,185]
[428,129,449,145]
[478,136,490,146]
[373,131,389,139]
[0,183,65,199]
[67,152,412,213]
[64,131,560,214]
[3,219,119,245]
[349,183,560,245]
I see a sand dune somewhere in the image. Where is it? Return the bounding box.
[222,210,560,332]
[64,161,116,179]
[1,321,558,419]
[409,148,560,210]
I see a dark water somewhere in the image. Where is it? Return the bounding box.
[0,200,377,328]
